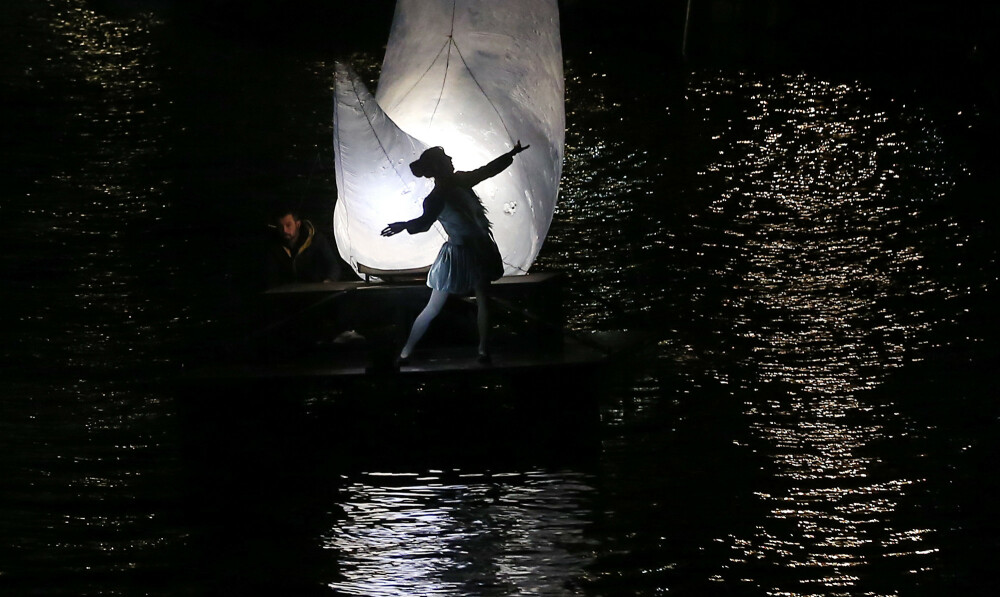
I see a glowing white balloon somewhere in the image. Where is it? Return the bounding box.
[332,63,442,271]
[333,0,564,277]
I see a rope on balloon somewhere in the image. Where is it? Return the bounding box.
[386,1,455,117]
[344,72,412,192]
[388,39,450,115]
[429,1,458,128]
[337,69,424,268]
[449,39,515,144]
[385,4,516,146]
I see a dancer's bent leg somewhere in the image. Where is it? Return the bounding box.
[400,289,449,359]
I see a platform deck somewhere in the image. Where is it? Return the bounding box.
[184,330,650,384]
[182,273,653,385]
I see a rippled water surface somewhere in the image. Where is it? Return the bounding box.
[2,1,997,596]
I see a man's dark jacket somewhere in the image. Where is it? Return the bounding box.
[266,220,341,287]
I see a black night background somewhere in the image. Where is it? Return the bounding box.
[2,1,997,595]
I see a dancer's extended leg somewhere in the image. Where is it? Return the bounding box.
[400,289,449,359]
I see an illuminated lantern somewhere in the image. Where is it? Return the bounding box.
[333,0,564,277]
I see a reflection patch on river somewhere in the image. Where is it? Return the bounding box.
[324,470,595,596]
[685,73,965,594]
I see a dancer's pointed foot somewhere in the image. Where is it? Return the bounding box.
[476,351,491,365]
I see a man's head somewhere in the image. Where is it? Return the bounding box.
[277,210,302,245]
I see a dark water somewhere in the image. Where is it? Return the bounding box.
[3,1,998,595]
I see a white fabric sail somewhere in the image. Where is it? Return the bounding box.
[332,63,441,271]
[333,0,564,277]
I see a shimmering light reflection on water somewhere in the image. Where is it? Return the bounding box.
[3,2,183,590]
[10,0,173,373]
[686,73,964,594]
[38,0,167,217]
[325,471,594,596]
[539,63,662,332]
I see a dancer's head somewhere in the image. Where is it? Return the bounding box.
[410,147,454,179]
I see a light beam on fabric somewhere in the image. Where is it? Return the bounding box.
[333,0,564,277]
[332,63,442,271]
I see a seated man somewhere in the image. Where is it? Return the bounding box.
[266,208,341,287]
[265,208,364,347]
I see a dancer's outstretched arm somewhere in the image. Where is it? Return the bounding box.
[382,192,445,237]
[456,141,530,187]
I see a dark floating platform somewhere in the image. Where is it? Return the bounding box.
[186,331,648,383]
[182,272,655,385]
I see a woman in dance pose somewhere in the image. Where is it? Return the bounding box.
[381,141,530,364]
